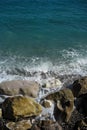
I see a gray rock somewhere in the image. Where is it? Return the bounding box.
[42,78,62,89]
[0,80,40,97]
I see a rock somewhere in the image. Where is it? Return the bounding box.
[0,80,39,98]
[61,109,84,130]
[41,120,62,130]
[31,124,40,130]
[6,119,32,130]
[0,95,10,105]
[31,120,62,130]
[72,76,87,97]
[74,118,87,130]
[41,99,53,108]
[44,88,74,122]
[2,96,42,120]
[75,93,87,116]
[0,108,2,118]
[0,118,7,130]
[58,74,82,88]
[42,78,62,89]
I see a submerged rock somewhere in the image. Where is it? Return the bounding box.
[2,96,42,121]
[72,76,87,97]
[43,88,74,122]
[6,119,32,130]
[0,80,39,98]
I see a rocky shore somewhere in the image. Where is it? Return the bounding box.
[0,76,87,130]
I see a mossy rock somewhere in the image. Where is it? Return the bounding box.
[2,96,42,121]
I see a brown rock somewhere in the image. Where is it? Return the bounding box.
[31,120,62,130]
[41,99,53,108]
[72,76,87,97]
[41,120,62,130]
[0,108,2,118]
[31,124,40,130]
[2,96,42,120]
[0,80,39,97]
[44,88,74,122]
[6,119,32,130]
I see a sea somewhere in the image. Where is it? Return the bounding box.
[0,0,87,84]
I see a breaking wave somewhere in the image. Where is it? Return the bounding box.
[0,48,87,84]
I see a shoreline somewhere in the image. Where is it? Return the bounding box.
[0,75,87,130]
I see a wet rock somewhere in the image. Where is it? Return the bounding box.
[0,80,40,98]
[0,95,10,105]
[72,76,87,97]
[75,93,87,116]
[2,96,42,121]
[44,88,74,101]
[31,124,40,130]
[41,99,53,108]
[56,90,74,122]
[31,120,62,130]
[60,108,84,130]
[6,119,32,130]
[41,120,62,130]
[6,68,32,77]
[74,118,87,130]
[0,118,7,130]
[0,119,4,130]
[44,88,74,122]
[58,74,82,88]
[42,78,62,89]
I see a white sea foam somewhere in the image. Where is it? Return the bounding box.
[0,48,87,83]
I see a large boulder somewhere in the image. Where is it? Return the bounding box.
[43,88,74,122]
[2,96,42,120]
[0,80,39,98]
[72,76,87,97]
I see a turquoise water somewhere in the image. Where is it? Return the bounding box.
[0,0,87,81]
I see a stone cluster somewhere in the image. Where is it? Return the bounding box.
[0,77,87,130]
